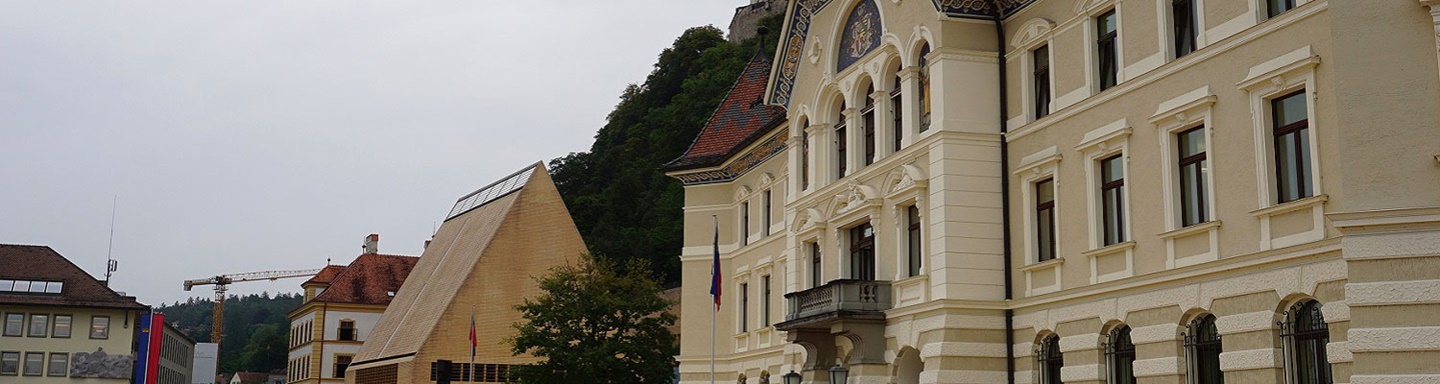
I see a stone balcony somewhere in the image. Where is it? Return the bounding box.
[776,279,892,330]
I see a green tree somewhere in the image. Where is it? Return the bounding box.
[509,255,678,384]
[237,323,288,372]
[549,14,784,287]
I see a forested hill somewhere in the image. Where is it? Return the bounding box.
[158,293,301,374]
[549,15,783,287]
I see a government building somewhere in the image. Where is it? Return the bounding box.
[666,1,1440,384]
[287,234,419,384]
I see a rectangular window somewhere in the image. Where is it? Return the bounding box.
[1096,10,1119,91]
[810,242,822,288]
[741,201,750,246]
[1100,155,1127,245]
[46,353,66,377]
[849,223,876,281]
[90,316,110,339]
[1,351,18,375]
[1268,0,1296,18]
[338,321,356,341]
[27,315,47,337]
[334,355,352,378]
[892,77,904,152]
[907,205,923,277]
[763,190,772,237]
[2,314,20,337]
[1272,91,1312,203]
[863,106,876,166]
[1173,0,1197,57]
[1034,45,1052,119]
[1177,127,1209,226]
[52,315,71,338]
[761,276,771,327]
[23,352,42,376]
[739,282,749,332]
[802,130,810,189]
[1036,179,1057,261]
[837,123,848,177]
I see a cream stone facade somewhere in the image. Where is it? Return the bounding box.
[669,1,1440,384]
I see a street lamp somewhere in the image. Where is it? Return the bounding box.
[782,371,802,384]
[828,364,849,384]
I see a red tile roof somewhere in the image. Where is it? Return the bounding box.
[664,53,787,171]
[0,244,148,310]
[311,254,418,306]
[302,265,346,286]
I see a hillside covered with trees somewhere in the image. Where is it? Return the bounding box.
[549,15,783,286]
[158,293,301,374]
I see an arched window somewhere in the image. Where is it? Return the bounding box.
[1039,335,1063,384]
[918,43,932,132]
[1281,300,1332,384]
[862,84,877,166]
[836,105,849,178]
[891,73,904,151]
[1106,326,1136,384]
[1185,315,1223,384]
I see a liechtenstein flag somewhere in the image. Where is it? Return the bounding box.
[710,218,721,311]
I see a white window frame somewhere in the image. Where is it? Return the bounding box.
[1238,45,1325,251]
[1076,118,1135,284]
[1016,146,1064,296]
[1150,86,1222,269]
[1157,0,1209,61]
[1079,0,1127,95]
[1009,18,1058,125]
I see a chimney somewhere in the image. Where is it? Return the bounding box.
[424,239,432,249]
[363,234,379,254]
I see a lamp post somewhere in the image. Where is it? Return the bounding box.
[828,364,849,384]
[782,371,802,384]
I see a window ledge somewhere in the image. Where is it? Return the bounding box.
[1082,241,1136,258]
[1158,220,1222,240]
[1250,194,1328,218]
[1020,257,1065,272]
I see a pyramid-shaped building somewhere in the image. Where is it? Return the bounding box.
[348,162,586,384]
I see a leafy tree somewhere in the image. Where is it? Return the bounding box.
[157,292,302,373]
[237,323,288,372]
[509,254,678,384]
[550,15,784,287]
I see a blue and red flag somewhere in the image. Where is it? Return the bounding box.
[710,218,721,311]
[468,308,477,359]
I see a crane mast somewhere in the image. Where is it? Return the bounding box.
[182,268,322,347]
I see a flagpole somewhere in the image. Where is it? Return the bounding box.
[470,305,476,384]
[711,215,717,384]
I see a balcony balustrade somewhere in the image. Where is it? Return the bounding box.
[776,279,891,330]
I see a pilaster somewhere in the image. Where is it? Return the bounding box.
[1330,207,1440,384]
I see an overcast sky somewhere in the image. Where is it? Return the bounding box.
[0,0,745,305]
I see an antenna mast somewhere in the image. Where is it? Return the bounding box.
[104,195,118,286]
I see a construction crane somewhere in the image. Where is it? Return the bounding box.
[183,268,323,346]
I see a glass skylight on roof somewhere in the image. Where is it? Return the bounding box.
[0,279,63,295]
[445,165,539,221]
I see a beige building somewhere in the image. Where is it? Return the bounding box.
[287,235,418,384]
[667,1,1440,384]
[346,162,587,384]
[0,244,151,383]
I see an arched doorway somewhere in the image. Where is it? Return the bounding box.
[895,347,922,384]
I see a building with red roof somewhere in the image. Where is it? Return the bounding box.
[284,235,418,384]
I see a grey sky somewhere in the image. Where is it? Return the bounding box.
[0,0,744,305]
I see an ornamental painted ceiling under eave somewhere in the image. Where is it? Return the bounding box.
[768,0,1036,108]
